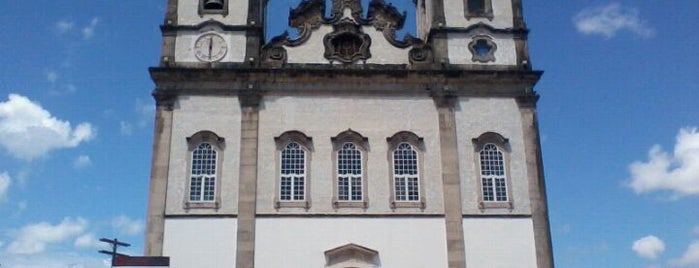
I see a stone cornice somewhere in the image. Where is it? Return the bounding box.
[149,66,542,98]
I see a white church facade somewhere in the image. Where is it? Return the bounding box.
[144,0,554,267]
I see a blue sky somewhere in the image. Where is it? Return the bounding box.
[0,1,697,267]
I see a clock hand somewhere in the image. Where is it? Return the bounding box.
[208,37,213,60]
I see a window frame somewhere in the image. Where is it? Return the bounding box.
[331,130,369,209]
[184,131,225,209]
[274,131,313,209]
[468,35,497,63]
[386,131,425,209]
[198,0,229,16]
[472,132,513,209]
[464,0,493,20]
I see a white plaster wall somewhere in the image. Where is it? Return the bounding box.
[257,94,444,214]
[163,218,237,268]
[284,25,410,64]
[166,95,242,214]
[175,31,247,63]
[454,97,531,214]
[447,32,516,65]
[444,0,513,29]
[463,218,537,268]
[177,0,248,25]
[255,217,448,267]
[285,26,333,64]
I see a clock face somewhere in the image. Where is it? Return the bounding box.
[194,33,228,62]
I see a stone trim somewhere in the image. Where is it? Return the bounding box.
[325,243,380,268]
[331,129,370,209]
[511,0,526,29]
[518,98,554,268]
[472,132,514,210]
[435,102,467,268]
[386,131,426,209]
[235,106,260,268]
[183,131,226,210]
[273,131,313,209]
[144,104,175,256]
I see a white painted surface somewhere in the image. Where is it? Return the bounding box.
[255,217,448,267]
[463,218,537,268]
[163,218,237,268]
[447,33,517,65]
[177,0,248,26]
[454,97,531,214]
[166,96,241,214]
[257,94,444,214]
[443,0,514,29]
[175,31,247,63]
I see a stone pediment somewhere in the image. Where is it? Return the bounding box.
[262,0,430,66]
[324,243,380,268]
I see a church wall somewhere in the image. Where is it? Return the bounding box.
[255,217,448,267]
[165,95,242,215]
[454,97,532,215]
[256,94,444,214]
[163,218,237,268]
[174,31,247,63]
[447,32,517,65]
[284,27,333,64]
[443,0,514,29]
[463,218,537,268]
[176,0,249,26]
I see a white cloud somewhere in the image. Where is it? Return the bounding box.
[82,17,99,40]
[112,215,144,236]
[0,251,109,268]
[0,94,95,161]
[573,3,654,38]
[46,71,59,83]
[628,127,699,198]
[632,235,665,260]
[74,233,101,249]
[0,171,10,202]
[55,20,74,34]
[7,217,88,255]
[73,155,92,169]
[136,99,154,128]
[670,241,699,267]
[120,121,133,136]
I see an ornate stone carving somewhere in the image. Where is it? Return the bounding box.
[323,20,372,64]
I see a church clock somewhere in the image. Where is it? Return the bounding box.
[193,33,227,62]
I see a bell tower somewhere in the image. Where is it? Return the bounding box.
[145,0,553,267]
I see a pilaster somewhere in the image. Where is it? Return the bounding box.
[245,0,264,66]
[235,89,262,268]
[516,95,554,268]
[160,0,178,66]
[144,96,175,256]
[434,91,466,268]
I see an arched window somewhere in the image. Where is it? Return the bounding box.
[393,143,419,201]
[190,143,217,202]
[387,131,425,208]
[185,131,224,208]
[473,132,512,209]
[338,143,363,201]
[274,131,313,208]
[280,142,306,201]
[199,0,228,16]
[332,129,369,208]
[479,143,506,202]
[465,0,493,20]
